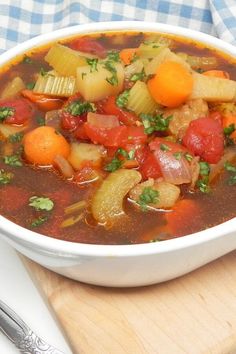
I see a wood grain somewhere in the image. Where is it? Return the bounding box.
[23,251,236,354]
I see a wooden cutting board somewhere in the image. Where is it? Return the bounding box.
[23,251,236,354]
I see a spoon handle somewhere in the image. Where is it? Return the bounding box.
[0,299,65,354]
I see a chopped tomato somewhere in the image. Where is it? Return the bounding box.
[101,96,139,126]
[182,116,224,164]
[84,123,147,147]
[0,98,34,125]
[74,124,89,140]
[21,90,63,112]
[69,37,107,58]
[139,152,162,180]
[149,137,187,154]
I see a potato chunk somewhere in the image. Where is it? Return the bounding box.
[76,62,124,101]
[129,179,180,209]
[92,169,141,224]
[67,142,105,170]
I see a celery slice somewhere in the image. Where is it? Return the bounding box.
[33,75,76,97]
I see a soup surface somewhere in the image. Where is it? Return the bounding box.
[0,31,235,244]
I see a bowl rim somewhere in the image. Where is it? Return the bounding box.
[0,20,236,257]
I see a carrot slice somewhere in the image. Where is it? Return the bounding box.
[119,48,138,65]
[203,70,230,79]
[21,89,63,111]
[147,60,193,108]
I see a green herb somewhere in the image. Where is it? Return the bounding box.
[116,148,128,158]
[29,196,54,211]
[116,90,130,108]
[103,60,118,86]
[184,152,193,162]
[36,116,45,126]
[22,55,33,64]
[81,72,87,79]
[107,51,120,62]
[228,175,236,185]
[130,69,146,82]
[224,123,235,136]
[199,161,210,176]
[26,82,35,90]
[173,152,182,160]
[0,107,14,121]
[196,178,210,193]
[160,143,171,152]
[66,100,95,116]
[31,215,48,227]
[8,132,23,143]
[128,149,135,160]
[0,169,14,185]
[104,157,123,172]
[40,67,48,76]
[130,52,138,63]
[138,187,159,211]
[140,113,172,135]
[3,155,22,167]
[196,68,204,73]
[86,58,98,72]
[224,161,236,173]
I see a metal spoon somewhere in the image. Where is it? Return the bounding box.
[0,299,65,354]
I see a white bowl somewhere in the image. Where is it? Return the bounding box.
[0,21,236,287]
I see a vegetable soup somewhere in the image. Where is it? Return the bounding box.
[0,31,235,244]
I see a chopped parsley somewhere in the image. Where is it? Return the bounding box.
[184,152,193,162]
[0,169,14,185]
[8,132,23,143]
[116,90,130,108]
[107,51,120,62]
[103,60,118,86]
[196,178,210,193]
[86,58,98,72]
[31,215,48,227]
[104,157,123,172]
[160,143,171,152]
[66,100,96,116]
[3,155,22,167]
[26,82,35,90]
[40,67,48,76]
[138,187,159,211]
[199,161,210,176]
[130,69,146,82]
[228,175,236,185]
[224,123,235,136]
[140,113,172,135]
[173,152,182,160]
[22,55,33,64]
[36,116,45,126]
[29,196,54,211]
[0,107,14,121]
[224,161,236,173]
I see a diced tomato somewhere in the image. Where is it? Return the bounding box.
[61,111,79,131]
[74,124,89,140]
[182,117,224,164]
[87,112,119,128]
[21,90,63,112]
[0,98,34,125]
[84,123,147,148]
[149,137,187,154]
[0,186,30,213]
[101,96,139,126]
[139,151,162,180]
[69,37,107,58]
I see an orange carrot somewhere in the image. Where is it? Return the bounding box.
[203,70,230,79]
[222,114,236,139]
[122,159,139,169]
[147,60,193,108]
[23,126,70,166]
[119,48,138,65]
[21,89,64,111]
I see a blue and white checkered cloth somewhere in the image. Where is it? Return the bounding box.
[0,0,235,54]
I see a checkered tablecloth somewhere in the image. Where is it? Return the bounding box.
[0,0,235,54]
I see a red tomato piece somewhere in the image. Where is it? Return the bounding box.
[69,37,107,58]
[101,96,139,126]
[149,137,187,154]
[0,98,34,125]
[139,152,162,180]
[182,117,224,163]
[74,124,89,140]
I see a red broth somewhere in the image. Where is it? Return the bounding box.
[0,31,235,244]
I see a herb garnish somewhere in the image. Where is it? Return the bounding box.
[107,51,120,62]
[130,69,146,82]
[8,132,23,143]
[184,152,193,162]
[116,89,130,108]
[0,107,14,121]
[22,55,33,64]
[224,161,236,185]
[0,169,14,185]
[196,178,210,193]
[138,187,159,211]
[173,152,182,160]
[29,196,54,211]
[31,215,48,227]
[40,67,48,76]
[104,148,135,172]
[66,100,96,116]
[3,155,22,167]
[86,58,98,72]
[160,143,171,152]
[196,161,211,193]
[224,123,235,146]
[37,116,45,126]
[228,175,236,185]
[199,161,210,176]
[140,113,172,135]
[103,60,118,86]
[26,82,35,90]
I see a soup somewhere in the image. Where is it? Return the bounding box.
[0,31,235,245]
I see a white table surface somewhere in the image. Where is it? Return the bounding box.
[0,237,73,354]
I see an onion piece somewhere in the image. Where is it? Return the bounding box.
[54,154,74,178]
[153,149,192,185]
[87,112,119,128]
[209,148,236,182]
[45,109,61,129]
[64,200,87,215]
